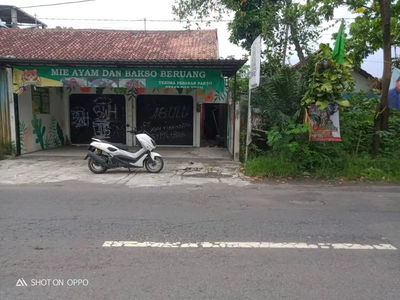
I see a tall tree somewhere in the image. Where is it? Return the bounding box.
[345,0,400,67]
[174,0,399,155]
[344,0,399,155]
[375,0,392,155]
[172,0,336,64]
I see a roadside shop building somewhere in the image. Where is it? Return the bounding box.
[0,28,245,158]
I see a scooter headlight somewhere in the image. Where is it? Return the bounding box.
[151,139,156,147]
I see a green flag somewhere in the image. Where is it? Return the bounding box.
[332,22,345,65]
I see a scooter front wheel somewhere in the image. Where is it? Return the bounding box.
[88,158,108,174]
[145,156,164,173]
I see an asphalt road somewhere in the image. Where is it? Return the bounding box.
[1,181,400,300]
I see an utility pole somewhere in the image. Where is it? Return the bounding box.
[144,17,146,30]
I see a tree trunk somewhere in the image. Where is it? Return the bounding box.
[379,0,391,131]
[290,24,305,66]
[282,0,291,65]
[282,24,290,65]
[372,0,391,157]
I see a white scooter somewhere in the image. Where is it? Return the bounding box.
[84,125,164,174]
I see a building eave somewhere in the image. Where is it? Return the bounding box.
[0,58,248,78]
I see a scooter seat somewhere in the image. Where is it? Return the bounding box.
[101,140,129,151]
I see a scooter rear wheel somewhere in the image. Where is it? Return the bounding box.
[88,158,108,174]
[145,156,164,173]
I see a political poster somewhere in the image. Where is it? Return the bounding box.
[306,104,341,142]
[387,67,400,110]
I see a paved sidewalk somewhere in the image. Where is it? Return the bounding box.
[0,156,248,188]
[21,146,232,160]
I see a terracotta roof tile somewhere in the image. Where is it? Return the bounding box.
[0,28,218,61]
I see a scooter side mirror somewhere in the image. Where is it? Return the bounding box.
[125,124,131,128]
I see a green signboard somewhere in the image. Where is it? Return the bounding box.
[14,66,225,93]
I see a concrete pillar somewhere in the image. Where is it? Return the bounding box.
[11,8,18,28]
[194,90,200,147]
[234,101,241,162]
[6,68,17,154]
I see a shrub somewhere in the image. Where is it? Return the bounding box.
[0,139,14,159]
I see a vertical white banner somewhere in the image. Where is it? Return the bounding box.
[245,36,262,162]
[249,36,261,89]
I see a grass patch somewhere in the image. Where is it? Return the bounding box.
[0,139,14,159]
[245,154,400,182]
[245,155,300,177]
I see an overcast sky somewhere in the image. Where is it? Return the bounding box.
[4,0,385,77]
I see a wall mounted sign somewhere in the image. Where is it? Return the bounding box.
[13,66,225,95]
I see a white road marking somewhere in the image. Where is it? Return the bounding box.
[102,241,397,250]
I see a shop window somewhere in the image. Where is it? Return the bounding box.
[32,87,50,114]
